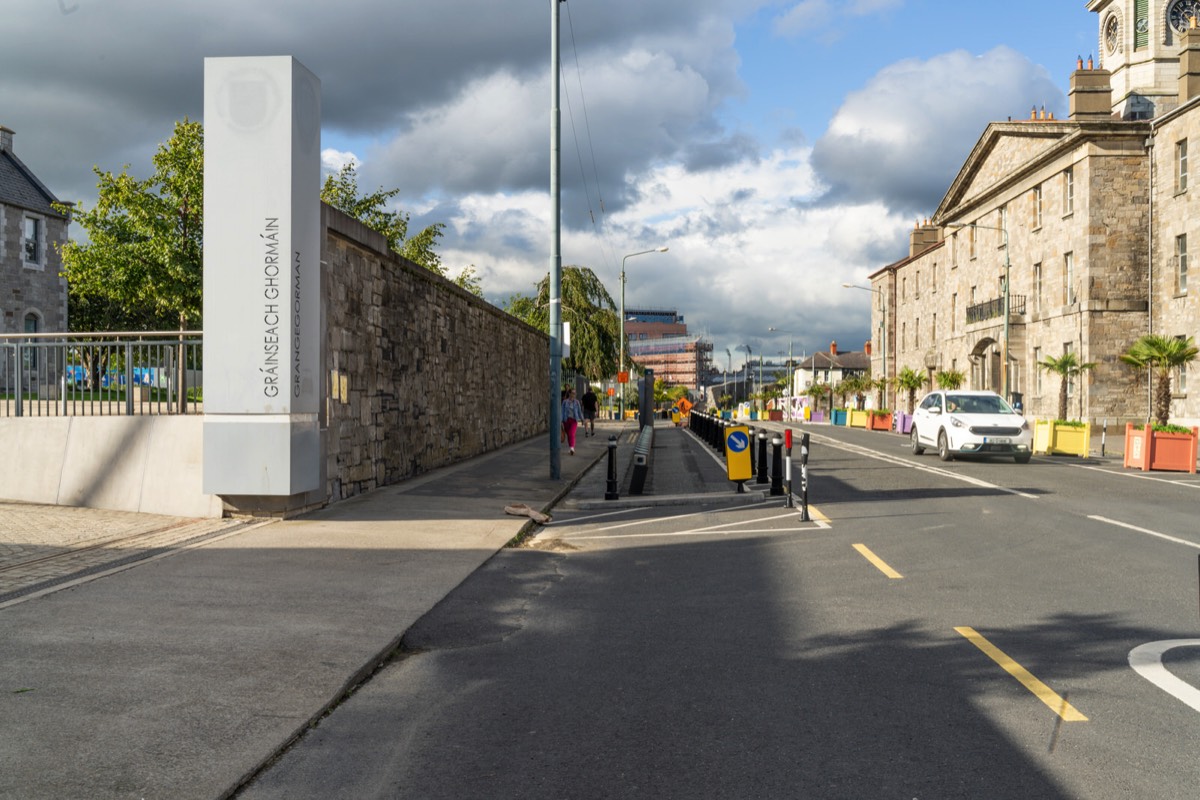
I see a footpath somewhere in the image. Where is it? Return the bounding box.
[0,420,739,800]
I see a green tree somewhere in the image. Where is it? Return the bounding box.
[896,366,928,414]
[1037,351,1096,421]
[1120,334,1200,425]
[934,369,966,390]
[57,119,204,331]
[321,162,483,293]
[503,266,619,380]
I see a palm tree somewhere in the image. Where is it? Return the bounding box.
[1037,351,1096,421]
[1120,334,1200,425]
[935,369,966,390]
[871,376,890,410]
[896,366,927,414]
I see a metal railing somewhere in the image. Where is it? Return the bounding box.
[0,332,203,417]
[965,294,1026,325]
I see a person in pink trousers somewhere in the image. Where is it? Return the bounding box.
[561,387,584,454]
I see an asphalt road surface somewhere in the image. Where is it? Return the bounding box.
[239,425,1200,799]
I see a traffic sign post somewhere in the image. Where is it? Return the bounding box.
[724,425,753,492]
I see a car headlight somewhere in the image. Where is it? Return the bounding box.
[950,416,967,428]
[1020,419,1030,432]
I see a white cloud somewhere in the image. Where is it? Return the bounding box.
[810,46,1063,213]
[321,149,360,174]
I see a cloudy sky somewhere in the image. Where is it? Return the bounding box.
[2,0,1096,369]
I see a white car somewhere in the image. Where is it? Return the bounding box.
[910,390,1033,463]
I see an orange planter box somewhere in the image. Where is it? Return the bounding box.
[867,412,893,431]
[1124,423,1198,473]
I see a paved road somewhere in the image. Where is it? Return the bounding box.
[238,424,1200,799]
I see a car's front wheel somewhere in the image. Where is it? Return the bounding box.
[938,430,953,461]
[911,426,925,455]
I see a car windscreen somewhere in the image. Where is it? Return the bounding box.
[946,394,1013,414]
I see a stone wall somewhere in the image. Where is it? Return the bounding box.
[322,205,549,502]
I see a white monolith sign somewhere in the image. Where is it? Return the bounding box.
[202,56,321,496]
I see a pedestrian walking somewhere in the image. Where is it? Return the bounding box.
[581,387,599,437]
[561,387,584,454]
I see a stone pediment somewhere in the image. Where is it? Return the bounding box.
[933,122,1073,220]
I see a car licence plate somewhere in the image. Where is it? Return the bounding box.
[985,437,1011,444]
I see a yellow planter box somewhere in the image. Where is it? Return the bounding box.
[848,409,868,428]
[1032,419,1090,457]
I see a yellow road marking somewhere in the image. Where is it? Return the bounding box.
[852,543,903,579]
[955,626,1088,722]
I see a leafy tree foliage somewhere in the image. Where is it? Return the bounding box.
[57,119,204,331]
[1037,351,1096,421]
[1121,334,1199,425]
[896,366,928,413]
[934,369,966,390]
[503,266,619,381]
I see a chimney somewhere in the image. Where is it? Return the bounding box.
[830,340,837,356]
[1069,59,1113,121]
[909,218,943,257]
[864,340,872,356]
[0,126,12,153]
[1180,19,1200,104]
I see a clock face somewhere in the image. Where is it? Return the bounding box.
[1171,0,1200,33]
[1136,16,1149,34]
[1105,14,1120,52]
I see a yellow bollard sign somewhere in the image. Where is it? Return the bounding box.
[724,425,753,482]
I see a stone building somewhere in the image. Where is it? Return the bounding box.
[0,125,69,336]
[868,1,1200,426]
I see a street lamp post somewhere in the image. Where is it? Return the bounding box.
[737,344,751,408]
[769,327,794,419]
[619,246,668,422]
[946,222,1010,400]
[842,282,889,408]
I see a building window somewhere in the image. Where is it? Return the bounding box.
[1177,233,1189,294]
[931,313,937,341]
[1063,167,1075,215]
[1064,252,1075,305]
[1180,361,1189,394]
[951,293,957,331]
[23,216,41,265]
[968,226,977,260]
[1034,263,1043,313]
[901,322,907,350]
[915,318,920,349]
[1033,347,1043,395]
[1135,0,1149,49]
[1065,343,1076,397]
[902,277,907,300]
[915,271,920,297]
[1178,139,1189,192]
[931,262,937,291]
[23,313,40,368]
[1032,184,1043,229]
[998,204,1008,240]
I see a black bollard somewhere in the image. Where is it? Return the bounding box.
[604,435,620,500]
[770,434,784,496]
[756,429,768,484]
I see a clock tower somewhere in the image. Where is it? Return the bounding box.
[1090,0,1200,118]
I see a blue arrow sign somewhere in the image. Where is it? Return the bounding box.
[727,431,750,452]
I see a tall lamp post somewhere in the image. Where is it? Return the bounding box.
[945,222,1010,400]
[737,344,751,408]
[842,282,888,408]
[769,326,793,419]
[619,246,668,422]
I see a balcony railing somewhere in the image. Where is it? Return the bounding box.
[965,294,1026,325]
[0,332,202,417]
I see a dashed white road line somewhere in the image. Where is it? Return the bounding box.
[1087,515,1200,550]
